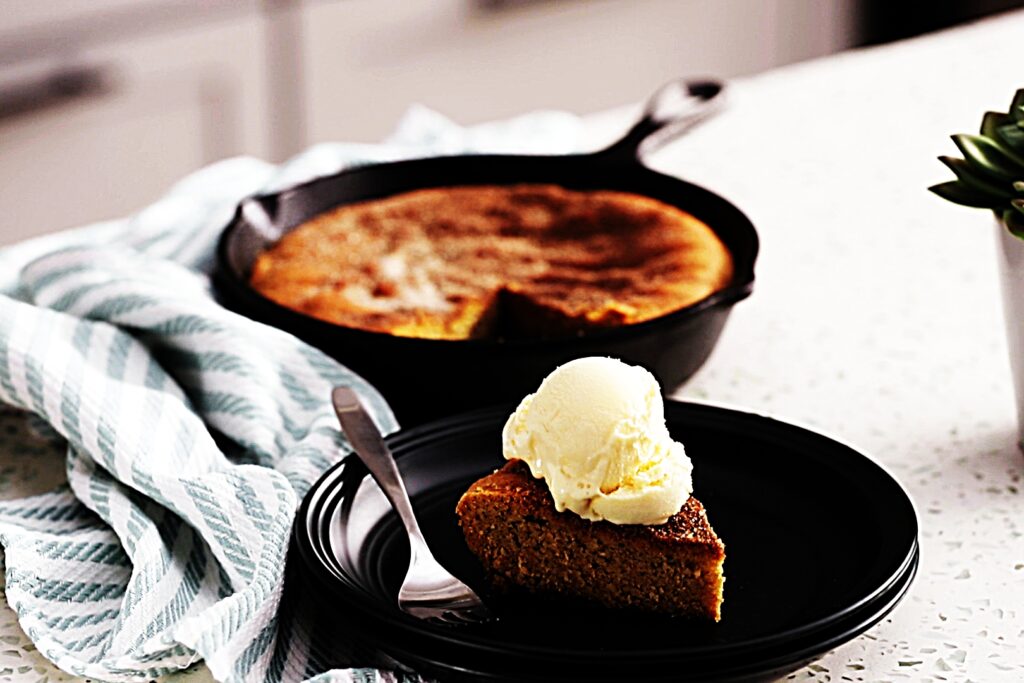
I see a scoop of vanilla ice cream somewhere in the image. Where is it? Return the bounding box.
[502,356,693,525]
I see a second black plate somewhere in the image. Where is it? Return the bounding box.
[290,401,919,681]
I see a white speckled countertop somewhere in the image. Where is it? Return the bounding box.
[654,11,1024,681]
[3,9,1024,683]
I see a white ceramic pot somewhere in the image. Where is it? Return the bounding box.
[995,215,1024,449]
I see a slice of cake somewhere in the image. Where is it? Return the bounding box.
[455,356,726,620]
[457,460,725,619]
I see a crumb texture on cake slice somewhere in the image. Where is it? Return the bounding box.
[456,460,725,620]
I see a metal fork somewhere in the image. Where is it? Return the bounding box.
[331,387,493,625]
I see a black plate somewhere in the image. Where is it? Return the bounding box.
[215,80,759,426]
[290,401,918,682]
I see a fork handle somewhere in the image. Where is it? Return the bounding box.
[331,387,427,544]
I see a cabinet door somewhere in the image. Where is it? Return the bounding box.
[304,0,859,143]
[0,11,267,246]
[1,72,219,245]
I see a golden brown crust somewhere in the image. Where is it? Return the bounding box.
[456,459,726,619]
[250,184,733,340]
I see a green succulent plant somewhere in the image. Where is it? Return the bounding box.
[930,88,1024,236]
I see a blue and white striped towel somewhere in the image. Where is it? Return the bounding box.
[0,108,582,682]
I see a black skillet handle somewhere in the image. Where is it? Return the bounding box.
[595,79,725,165]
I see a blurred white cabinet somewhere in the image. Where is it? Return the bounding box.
[0,0,858,246]
[0,3,270,245]
[303,0,859,142]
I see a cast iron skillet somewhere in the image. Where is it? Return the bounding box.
[215,80,759,425]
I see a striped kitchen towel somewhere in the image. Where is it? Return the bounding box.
[0,107,582,682]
